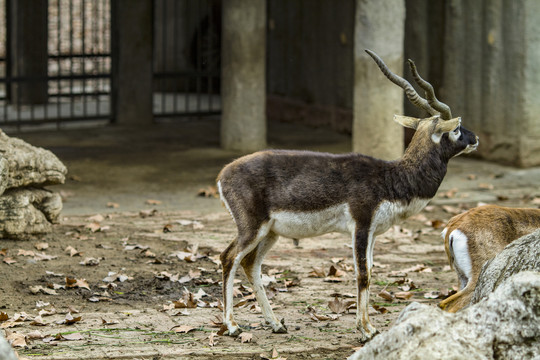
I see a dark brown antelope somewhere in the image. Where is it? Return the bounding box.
[439,204,540,312]
[217,50,479,342]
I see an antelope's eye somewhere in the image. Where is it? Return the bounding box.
[453,128,460,133]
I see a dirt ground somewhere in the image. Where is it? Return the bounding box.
[1,119,540,359]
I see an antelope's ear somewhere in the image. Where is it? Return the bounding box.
[393,115,421,130]
[432,117,461,143]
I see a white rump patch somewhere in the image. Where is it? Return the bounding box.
[448,229,472,288]
[270,203,354,240]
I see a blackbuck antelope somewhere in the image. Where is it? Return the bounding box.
[217,49,479,342]
[440,204,540,312]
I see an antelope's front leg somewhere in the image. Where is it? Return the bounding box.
[353,228,378,342]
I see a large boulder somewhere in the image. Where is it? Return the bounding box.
[0,188,63,239]
[0,332,17,360]
[0,130,66,239]
[471,229,540,305]
[0,130,67,195]
[348,271,540,360]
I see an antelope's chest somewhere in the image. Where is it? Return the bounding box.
[371,199,430,236]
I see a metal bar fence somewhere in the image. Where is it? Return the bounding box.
[152,0,221,119]
[0,0,112,132]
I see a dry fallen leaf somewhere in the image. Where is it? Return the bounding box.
[85,222,102,233]
[208,332,218,346]
[239,332,253,343]
[307,306,339,322]
[30,315,47,326]
[65,246,80,257]
[260,348,287,360]
[33,252,57,261]
[172,325,195,333]
[6,331,26,347]
[423,291,442,299]
[378,290,395,302]
[163,223,174,233]
[87,214,105,222]
[478,183,494,190]
[101,317,119,325]
[0,312,9,322]
[27,330,44,339]
[197,186,218,198]
[107,202,120,209]
[34,242,49,250]
[372,304,388,314]
[394,291,414,300]
[328,296,355,314]
[29,285,58,296]
[18,249,35,257]
[57,312,82,325]
[442,205,461,215]
[327,265,346,277]
[66,277,91,291]
[139,209,158,218]
[400,264,427,273]
[79,257,100,266]
[439,188,458,199]
[173,290,198,309]
[59,332,84,341]
[308,267,326,278]
[0,248,7,256]
[430,219,445,229]
[3,257,16,264]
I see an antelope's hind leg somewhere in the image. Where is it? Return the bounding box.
[438,284,475,312]
[220,222,273,336]
[241,232,287,333]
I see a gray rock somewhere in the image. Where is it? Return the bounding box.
[0,130,67,195]
[348,271,540,360]
[0,332,17,360]
[471,229,540,305]
[0,131,66,239]
[0,188,63,239]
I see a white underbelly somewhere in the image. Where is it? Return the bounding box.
[270,203,354,239]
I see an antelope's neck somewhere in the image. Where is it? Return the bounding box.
[392,148,448,201]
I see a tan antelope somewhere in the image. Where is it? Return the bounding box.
[217,50,479,342]
[439,204,540,312]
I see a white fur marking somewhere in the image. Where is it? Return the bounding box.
[449,129,461,142]
[270,203,354,239]
[448,229,472,287]
[218,180,236,225]
[431,132,442,144]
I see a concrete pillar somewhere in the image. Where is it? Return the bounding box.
[9,0,48,105]
[353,0,405,160]
[221,0,267,152]
[521,0,540,167]
[436,0,540,167]
[112,0,153,125]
